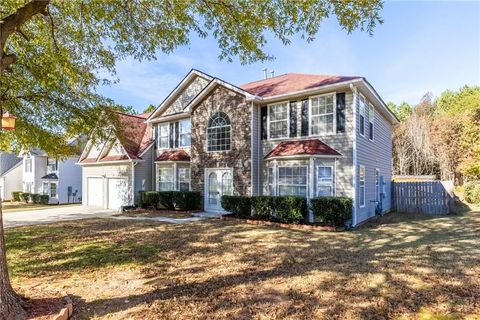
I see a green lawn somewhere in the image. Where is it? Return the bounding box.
[2,202,81,213]
[6,209,480,319]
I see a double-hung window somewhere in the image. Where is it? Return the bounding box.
[47,158,57,172]
[178,167,191,191]
[310,94,335,135]
[25,157,32,173]
[317,166,333,197]
[278,166,307,197]
[179,119,191,147]
[369,105,374,141]
[268,102,288,138]
[268,167,275,195]
[50,183,57,198]
[42,182,49,195]
[158,167,174,191]
[359,165,365,207]
[359,95,365,136]
[157,123,170,149]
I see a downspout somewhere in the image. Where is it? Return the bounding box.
[350,83,358,227]
[131,162,136,207]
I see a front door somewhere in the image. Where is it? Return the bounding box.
[205,168,233,212]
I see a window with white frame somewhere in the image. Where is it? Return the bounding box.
[25,157,32,173]
[178,167,190,191]
[310,94,335,135]
[359,95,365,136]
[158,167,174,191]
[316,166,333,196]
[268,167,275,195]
[268,102,288,138]
[207,112,231,151]
[359,165,365,207]
[42,182,49,195]
[221,172,233,195]
[369,105,374,141]
[157,123,170,149]
[50,183,57,198]
[375,168,379,201]
[278,166,307,197]
[47,158,57,172]
[179,119,191,147]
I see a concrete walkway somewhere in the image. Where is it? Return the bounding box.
[3,205,222,228]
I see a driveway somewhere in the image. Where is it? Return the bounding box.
[3,205,115,228]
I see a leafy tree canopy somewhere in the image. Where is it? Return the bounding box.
[143,104,156,114]
[0,0,383,157]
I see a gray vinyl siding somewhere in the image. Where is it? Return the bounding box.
[355,92,393,223]
[260,89,355,199]
[82,163,133,208]
[251,103,260,195]
[134,146,154,199]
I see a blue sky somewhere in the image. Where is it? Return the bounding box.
[99,1,480,113]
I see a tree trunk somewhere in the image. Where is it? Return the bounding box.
[0,201,25,320]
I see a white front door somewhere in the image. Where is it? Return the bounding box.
[107,177,129,210]
[87,177,103,207]
[205,168,233,212]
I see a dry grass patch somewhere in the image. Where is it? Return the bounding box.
[6,210,480,319]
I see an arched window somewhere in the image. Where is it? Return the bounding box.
[207,112,231,151]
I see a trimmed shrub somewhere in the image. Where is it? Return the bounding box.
[158,191,175,210]
[144,191,161,209]
[311,197,353,227]
[39,195,49,205]
[31,194,41,204]
[136,190,147,208]
[251,196,308,224]
[274,196,308,224]
[221,195,252,218]
[464,181,480,204]
[11,191,22,202]
[173,191,201,211]
[20,192,31,203]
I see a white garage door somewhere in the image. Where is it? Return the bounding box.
[87,177,103,207]
[107,178,129,210]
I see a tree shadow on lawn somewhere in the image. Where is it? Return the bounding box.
[48,211,480,319]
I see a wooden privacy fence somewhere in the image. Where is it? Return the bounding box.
[393,181,454,214]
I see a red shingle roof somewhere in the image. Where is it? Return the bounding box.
[240,73,361,98]
[264,139,341,159]
[155,150,191,162]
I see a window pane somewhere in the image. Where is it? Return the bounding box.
[158,123,170,149]
[179,119,191,147]
[269,103,288,138]
[207,113,231,151]
[158,167,174,191]
[278,166,307,197]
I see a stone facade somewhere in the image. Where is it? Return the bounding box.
[164,76,210,115]
[190,85,252,200]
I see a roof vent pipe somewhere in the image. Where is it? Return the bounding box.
[263,68,268,79]
[270,70,275,78]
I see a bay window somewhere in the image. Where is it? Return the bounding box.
[179,119,191,147]
[268,103,288,138]
[316,166,333,196]
[50,183,57,198]
[157,123,170,149]
[310,94,335,135]
[278,166,307,197]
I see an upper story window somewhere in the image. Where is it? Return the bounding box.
[369,105,374,141]
[359,95,366,136]
[268,102,288,139]
[179,119,191,147]
[157,123,170,149]
[25,157,32,173]
[47,158,57,172]
[207,112,231,152]
[310,94,335,135]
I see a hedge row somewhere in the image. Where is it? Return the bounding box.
[464,181,480,204]
[137,191,201,211]
[221,195,353,227]
[11,191,49,204]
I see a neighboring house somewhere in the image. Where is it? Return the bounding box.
[21,140,83,204]
[0,151,22,201]
[82,69,398,225]
[78,113,154,209]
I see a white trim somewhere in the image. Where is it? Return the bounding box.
[206,112,231,152]
[146,70,213,123]
[138,142,154,158]
[204,167,233,212]
[154,160,190,164]
[358,93,366,137]
[264,154,342,161]
[77,160,137,166]
[275,165,309,198]
[351,84,358,226]
[131,162,136,205]
[267,101,290,140]
[315,165,334,197]
[308,92,336,136]
[147,112,190,124]
[250,101,255,196]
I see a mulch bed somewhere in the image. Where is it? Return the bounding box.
[220,214,341,231]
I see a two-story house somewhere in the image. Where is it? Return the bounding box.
[21,140,83,204]
[80,69,398,225]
